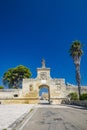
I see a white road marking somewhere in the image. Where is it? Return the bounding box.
[19,108,38,130]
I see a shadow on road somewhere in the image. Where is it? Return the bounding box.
[64,104,87,110]
[39,103,50,105]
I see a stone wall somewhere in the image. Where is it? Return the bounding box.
[66,84,87,96]
[0,89,22,98]
[0,84,87,104]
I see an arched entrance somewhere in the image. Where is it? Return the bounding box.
[39,85,50,104]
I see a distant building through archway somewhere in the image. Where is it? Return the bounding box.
[39,85,50,104]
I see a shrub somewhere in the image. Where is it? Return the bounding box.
[0,86,4,89]
[80,93,87,100]
[68,92,78,100]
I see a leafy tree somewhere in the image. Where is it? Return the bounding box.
[68,92,78,100]
[69,40,83,99]
[3,65,31,88]
[0,86,4,89]
[80,93,87,100]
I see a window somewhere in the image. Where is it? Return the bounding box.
[14,94,18,97]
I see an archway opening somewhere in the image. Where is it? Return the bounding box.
[39,85,50,104]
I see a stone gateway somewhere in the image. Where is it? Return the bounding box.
[0,60,87,104]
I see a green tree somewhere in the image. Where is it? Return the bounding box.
[69,40,83,99]
[3,65,31,88]
[80,93,87,100]
[0,86,4,89]
[68,92,78,100]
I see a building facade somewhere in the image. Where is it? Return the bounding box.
[0,60,87,104]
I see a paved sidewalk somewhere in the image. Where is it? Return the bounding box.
[0,104,35,130]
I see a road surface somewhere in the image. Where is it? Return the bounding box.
[20,105,87,130]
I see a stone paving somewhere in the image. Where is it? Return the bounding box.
[0,104,86,130]
[0,104,35,130]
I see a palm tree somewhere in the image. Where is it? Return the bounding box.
[69,40,83,99]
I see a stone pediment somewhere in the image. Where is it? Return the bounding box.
[36,68,51,80]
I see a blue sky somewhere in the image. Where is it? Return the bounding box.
[0,0,87,87]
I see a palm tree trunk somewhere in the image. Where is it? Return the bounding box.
[76,64,81,99]
[78,84,81,100]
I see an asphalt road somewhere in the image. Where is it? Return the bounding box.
[20,105,87,130]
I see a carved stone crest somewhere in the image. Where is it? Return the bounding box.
[40,72,47,80]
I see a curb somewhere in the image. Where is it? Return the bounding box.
[7,106,36,130]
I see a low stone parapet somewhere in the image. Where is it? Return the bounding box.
[50,98,66,104]
[65,100,87,107]
[0,97,39,104]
